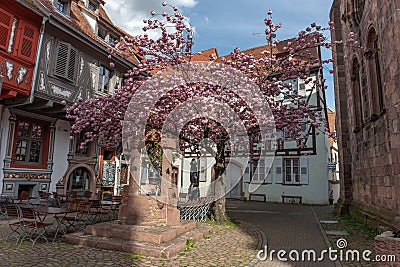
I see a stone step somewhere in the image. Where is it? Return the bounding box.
[65,223,211,259]
[84,220,197,245]
[320,220,339,224]
[325,230,349,236]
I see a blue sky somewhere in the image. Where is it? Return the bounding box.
[104,0,335,110]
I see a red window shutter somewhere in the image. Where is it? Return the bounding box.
[0,8,14,51]
[17,20,39,63]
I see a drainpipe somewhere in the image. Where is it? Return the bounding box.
[29,16,48,104]
[9,16,48,107]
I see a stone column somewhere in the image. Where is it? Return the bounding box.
[126,148,141,225]
[161,138,180,226]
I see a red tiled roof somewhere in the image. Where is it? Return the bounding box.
[190,48,219,62]
[34,0,140,65]
[327,108,336,147]
[217,37,320,64]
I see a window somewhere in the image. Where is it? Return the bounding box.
[17,20,39,63]
[199,157,207,182]
[0,8,14,51]
[283,78,298,99]
[252,159,265,183]
[13,118,49,167]
[56,1,65,12]
[108,35,117,45]
[284,158,300,184]
[284,123,307,140]
[54,41,78,82]
[55,0,71,16]
[75,131,88,155]
[0,8,39,63]
[88,1,98,12]
[243,163,250,183]
[352,0,364,25]
[351,58,363,131]
[366,28,384,119]
[98,65,111,93]
[97,26,107,41]
[67,167,90,191]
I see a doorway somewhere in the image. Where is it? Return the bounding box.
[225,163,242,199]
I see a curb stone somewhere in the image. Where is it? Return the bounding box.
[311,206,344,267]
[241,221,268,267]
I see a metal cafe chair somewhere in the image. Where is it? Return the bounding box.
[38,191,52,207]
[89,200,110,223]
[82,191,92,201]
[18,191,33,205]
[18,206,52,246]
[64,201,92,232]
[3,204,22,243]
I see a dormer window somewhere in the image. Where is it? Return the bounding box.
[108,35,116,45]
[97,25,119,46]
[54,0,71,17]
[97,26,107,41]
[88,1,98,12]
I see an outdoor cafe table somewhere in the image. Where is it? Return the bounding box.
[33,206,78,242]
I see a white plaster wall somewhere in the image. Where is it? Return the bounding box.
[82,12,97,32]
[50,120,70,192]
[246,131,329,204]
[0,106,10,194]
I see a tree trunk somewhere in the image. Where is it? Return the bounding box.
[211,142,229,223]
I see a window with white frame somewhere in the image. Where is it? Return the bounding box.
[199,157,207,182]
[243,163,250,183]
[88,1,98,12]
[108,34,117,45]
[98,65,111,93]
[97,25,119,46]
[252,159,265,183]
[54,0,71,16]
[283,78,298,99]
[284,158,300,184]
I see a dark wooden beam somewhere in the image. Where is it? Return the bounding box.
[24,100,54,111]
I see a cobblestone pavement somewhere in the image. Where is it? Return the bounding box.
[226,200,340,267]
[0,201,381,267]
[0,217,261,267]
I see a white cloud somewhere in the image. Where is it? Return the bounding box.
[204,16,209,25]
[104,0,198,36]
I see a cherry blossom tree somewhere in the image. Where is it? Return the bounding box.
[67,2,343,223]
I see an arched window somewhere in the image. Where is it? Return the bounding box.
[351,58,363,131]
[365,28,384,120]
[352,0,364,25]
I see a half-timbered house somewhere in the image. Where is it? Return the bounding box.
[0,0,138,199]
